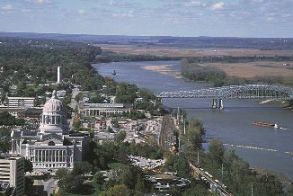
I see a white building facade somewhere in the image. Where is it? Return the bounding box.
[79,103,132,117]
[10,91,88,171]
[0,156,24,196]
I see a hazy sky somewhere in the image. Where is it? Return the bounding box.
[0,0,292,37]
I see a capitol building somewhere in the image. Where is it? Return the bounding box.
[10,91,88,171]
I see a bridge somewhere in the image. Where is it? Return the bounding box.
[157,84,293,109]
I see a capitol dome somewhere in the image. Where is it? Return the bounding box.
[39,90,68,135]
[43,91,64,115]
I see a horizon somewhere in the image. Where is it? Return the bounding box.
[1,31,293,40]
[0,0,293,38]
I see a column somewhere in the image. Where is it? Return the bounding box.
[219,99,224,110]
[61,150,64,162]
[51,150,53,162]
[44,150,47,162]
[212,99,217,109]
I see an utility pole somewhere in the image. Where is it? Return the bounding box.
[183,120,186,135]
[178,134,181,154]
[221,163,224,181]
[176,107,180,124]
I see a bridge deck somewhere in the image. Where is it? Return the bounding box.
[157,84,293,99]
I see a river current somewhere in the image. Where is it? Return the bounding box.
[93,60,293,180]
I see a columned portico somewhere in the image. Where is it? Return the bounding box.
[31,148,74,169]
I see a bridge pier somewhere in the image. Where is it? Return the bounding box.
[212,99,217,109]
[219,99,224,110]
[211,99,224,110]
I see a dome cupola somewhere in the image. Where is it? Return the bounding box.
[42,90,64,115]
[39,90,68,135]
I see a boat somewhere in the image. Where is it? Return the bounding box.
[112,70,117,76]
[252,121,279,129]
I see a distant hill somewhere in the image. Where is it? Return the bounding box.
[1,32,293,50]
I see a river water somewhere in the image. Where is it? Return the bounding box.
[93,60,293,180]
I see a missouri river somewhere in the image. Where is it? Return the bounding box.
[93,61,293,180]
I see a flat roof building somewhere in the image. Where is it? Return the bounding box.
[79,103,132,117]
[7,97,36,108]
[0,156,24,196]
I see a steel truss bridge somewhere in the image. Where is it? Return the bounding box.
[157,84,293,99]
[157,84,293,109]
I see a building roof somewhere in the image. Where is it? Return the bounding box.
[7,97,35,100]
[83,103,125,108]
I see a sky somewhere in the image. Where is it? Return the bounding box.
[0,0,293,38]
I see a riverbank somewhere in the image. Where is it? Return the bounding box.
[143,64,182,79]
[94,60,293,181]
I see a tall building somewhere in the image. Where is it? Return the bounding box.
[0,156,24,196]
[10,91,88,171]
[57,66,61,84]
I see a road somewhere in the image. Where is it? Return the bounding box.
[159,115,177,152]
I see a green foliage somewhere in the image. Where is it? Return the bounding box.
[100,184,131,196]
[182,118,205,153]
[71,161,92,176]
[0,38,104,94]
[56,166,94,195]
[115,83,138,104]
[183,183,212,196]
[96,52,177,63]
[208,139,225,164]
[181,60,226,87]
[199,141,286,196]
[85,140,163,172]
[24,176,34,196]
[165,154,191,178]
[0,127,11,153]
[125,111,146,120]
[111,118,119,128]
[114,131,126,143]
[24,159,33,173]
[72,116,81,130]
[0,111,26,126]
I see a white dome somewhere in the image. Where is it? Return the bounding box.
[43,91,64,115]
[39,90,68,135]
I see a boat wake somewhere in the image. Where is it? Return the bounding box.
[279,127,288,131]
[224,143,293,156]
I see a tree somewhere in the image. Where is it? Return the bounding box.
[114,131,126,143]
[72,116,81,130]
[100,184,131,196]
[0,128,11,153]
[165,154,191,178]
[72,161,92,176]
[208,139,225,164]
[24,159,33,173]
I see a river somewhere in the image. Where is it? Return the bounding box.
[93,60,293,180]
